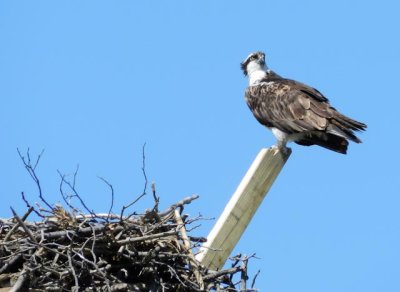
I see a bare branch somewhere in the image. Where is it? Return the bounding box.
[17,148,53,211]
[3,206,34,242]
[10,207,37,243]
[151,182,159,212]
[57,171,76,211]
[251,269,260,289]
[21,191,44,218]
[120,143,148,220]
[158,194,200,217]
[73,164,79,189]
[9,268,28,292]
[240,255,249,292]
[57,169,96,218]
[67,250,79,291]
[141,142,148,195]
[98,176,115,222]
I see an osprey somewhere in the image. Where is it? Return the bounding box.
[241,51,366,154]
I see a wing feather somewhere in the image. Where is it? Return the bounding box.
[245,77,366,143]
[245,81,329,134]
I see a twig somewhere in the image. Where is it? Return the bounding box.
[153,260,188,289]
[240,256,248,292]
[174,209,204,289]
[117,230,178,244]
[203,266,242,281]
[98,176,115,222]
[0,254,23,274]
[20,192,44,218]
[9,268,28,292]
[10,207,37,243]
[72,164,79,189]
[58,171,76,211]
[151,182,159,212]
[120,143,148,220]
[251,270,260,289]
[17,148,53,211]
[67,250,79,291]
[140,143,148,195]
[4,206,34,242]
[57,170,96,218]
[158,194,200,217]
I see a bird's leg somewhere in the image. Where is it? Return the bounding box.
[271,140,291,156]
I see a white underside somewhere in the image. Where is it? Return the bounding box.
[271,127,305,147]
[271,128,289,143]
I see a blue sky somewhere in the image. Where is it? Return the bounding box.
[1,1,399,291]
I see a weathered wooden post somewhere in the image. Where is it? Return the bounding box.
[195,147,291,270]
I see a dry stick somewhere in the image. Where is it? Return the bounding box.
[124,250,190,259]
[158,194,200,217]
[58,172,76,211]
[17,148,53,211]
[70,249,119,283]
[153,260,188,289]
[116,230,178,244]
[140,142,148,193]
[20,192,44,218]
[174,209,204,290]
[229,254,242,283]
[33,243,85,269]
[72,164,79,188]
[121,143,148,220]
[151,182,159,212]
[251,269,260,289]
[21,224,104,242]
[98,176,114,222]
[10,207,37,243]
[9,268,28,292]
[67,250,79,291]
[120,192,146,220]
[188,235,207,243]
[0,254,23,274]
[3,206,34,242]
[58,171,96,218]
[240,256,248,292]
[203,266,242,281]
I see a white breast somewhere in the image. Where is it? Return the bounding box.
[249,70,267,86]
[271,128,289,143]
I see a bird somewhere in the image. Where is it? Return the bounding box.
[241,51,366,154]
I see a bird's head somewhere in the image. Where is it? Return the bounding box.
[240,51,266,76]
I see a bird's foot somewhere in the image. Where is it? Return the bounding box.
[270,145,291,156]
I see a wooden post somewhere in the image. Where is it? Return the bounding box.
[195,147,291,270]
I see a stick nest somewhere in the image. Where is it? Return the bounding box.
[0,195,257,291]
[1,149,258,291]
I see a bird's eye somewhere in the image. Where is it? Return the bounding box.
[250,55,257,60]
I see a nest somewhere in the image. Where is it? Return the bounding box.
[0,195,258,291]
[0,149,259,291]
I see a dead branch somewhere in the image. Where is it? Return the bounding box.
[120,143,148,220]
[17,148,53,211]
[98,176,115,222]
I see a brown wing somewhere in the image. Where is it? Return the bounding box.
[245,78,366,142]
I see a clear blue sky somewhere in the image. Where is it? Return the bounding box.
[1,1,399,291]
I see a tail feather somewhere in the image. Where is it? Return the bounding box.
[331,112,367,133]
[295,133,349,154]
[327,124,362,143]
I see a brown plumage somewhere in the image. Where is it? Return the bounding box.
[242,52,366,154]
